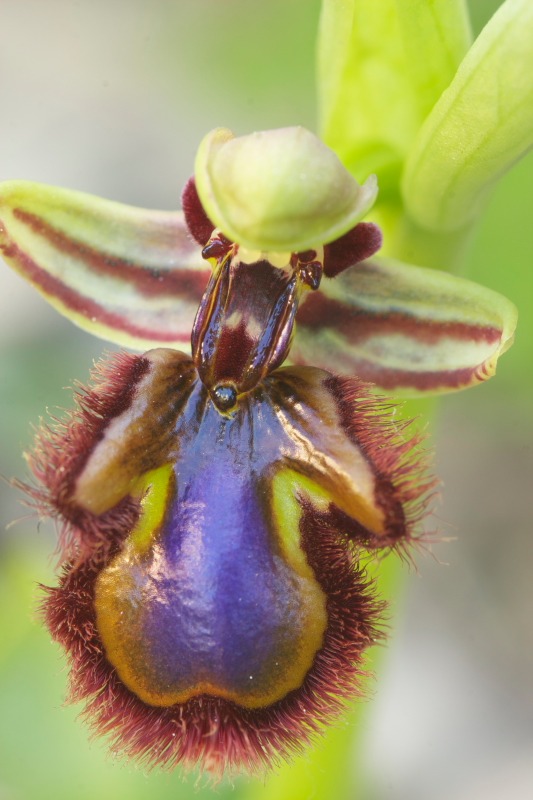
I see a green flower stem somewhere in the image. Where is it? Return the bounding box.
[370,194,473,272]
[381,208,474,272]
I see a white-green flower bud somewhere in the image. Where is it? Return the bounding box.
[194,126,378,252]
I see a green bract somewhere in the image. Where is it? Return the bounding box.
[319,0,533,249]
[403,0,533,231]
[318,0,472,191]
[194,126,378,252]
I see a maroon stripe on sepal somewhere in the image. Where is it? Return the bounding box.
[5,238,192,343]
[13,208,210,301]
[333,357,496,392]
[297,292,501,346]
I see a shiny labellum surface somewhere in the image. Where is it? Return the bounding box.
[30,349,434,774]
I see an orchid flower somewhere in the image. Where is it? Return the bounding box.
[0,0,530,784]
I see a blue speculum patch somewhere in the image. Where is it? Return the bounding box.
[94,376,329,708]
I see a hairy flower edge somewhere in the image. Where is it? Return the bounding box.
[19,350,436,775]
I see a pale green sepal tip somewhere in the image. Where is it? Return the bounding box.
[194,126,378,251]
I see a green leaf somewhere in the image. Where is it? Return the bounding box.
[0,181,209,350]
[317,0,471,192]
[403,0,533,231]
[293,255,517,395]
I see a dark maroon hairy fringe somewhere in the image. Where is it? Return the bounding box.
[22,352,148,565]
[28,357,432,775]
[324,374,437,556]
[41,504,383,776]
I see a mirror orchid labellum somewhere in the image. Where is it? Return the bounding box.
[0,127,516,775]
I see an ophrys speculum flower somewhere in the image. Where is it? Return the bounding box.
[0,126,516,774]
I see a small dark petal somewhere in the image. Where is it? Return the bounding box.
[323,222,383,278]
[181,177,215,246]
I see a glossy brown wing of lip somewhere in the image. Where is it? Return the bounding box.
[20,350,197,564]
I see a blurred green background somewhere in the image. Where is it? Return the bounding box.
[0,2,531,798]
